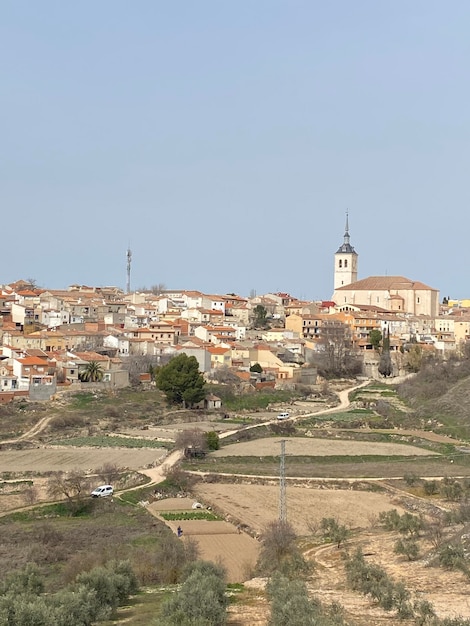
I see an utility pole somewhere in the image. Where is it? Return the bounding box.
[126,246,132,294]
[279,439,286,522]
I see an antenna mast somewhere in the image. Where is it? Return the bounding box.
[126,246,132,294]
[279,439,286,522]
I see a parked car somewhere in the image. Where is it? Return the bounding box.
[91,484,114,498]
[277,412,290,420]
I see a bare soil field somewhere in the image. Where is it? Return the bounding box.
[0,446,167,473]
[192,483,407,536]
[187,485,470,624]
[304,530,470,624]
[148,498,260,583]
[212,437,438,458]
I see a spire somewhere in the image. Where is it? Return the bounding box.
[336,211,357,254]
[344,210,350,247]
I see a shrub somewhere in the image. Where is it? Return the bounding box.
[378,509,424,536]
[442,478,464,502]
[267,573,319,626]
[438,542,468,574]
[320,517,350,548]
[404,472,420,486]
[0,563,44,596]
[159,560,228,625]
[423,480,439,496]
[378,509,401,531]
[256,520,309,577]
[75,560,138,619]
[344,548,413,617]
[394,538,420,561]
[50,586,100,626]
[205,431,220,451]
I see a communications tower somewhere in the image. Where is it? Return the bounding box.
[126,247,132,294]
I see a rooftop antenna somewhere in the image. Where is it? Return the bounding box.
[279,439,287,522]
[126,246,132,294]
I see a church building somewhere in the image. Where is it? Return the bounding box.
[331,216,440,317]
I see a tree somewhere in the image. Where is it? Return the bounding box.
[250,362,263,373]
[316,320,362,379]
[156,354,206,407]
[79,361,104,382]
[150,283,166,295]
[267,573,318,626]
[252,305,269,329]
[96,462,121,485]
[394,538,420,561]
[405,344,423,373]
[378,327,392,377]
[257,520,309,577]
[205,431,220,451]
[123,355,160,386]
[159,561,228,625]
[175,428,207,454]
[320,517,350,548]
[75,561,138,620]
[47,469,90,515]
[369,329,382,350]
[267,572,347,626]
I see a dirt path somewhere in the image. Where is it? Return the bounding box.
[219,381,370,441]
[1,415,54,444]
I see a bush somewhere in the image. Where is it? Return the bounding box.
[438,542,468,574]
[159,560,228,625]
[0,559,139,625]
[256,520,309,577]
[394,538,420,561]
[205,431,220,451]
[423,480,439,496]
[50,586,100,626]
[378,509,424,536]
[378,509,401,531]
[267,572,348,625]
[404,472,420,486]
[320,517,350,548]
[344,548,413,617]
[0,563,44,596]
[442,478,464,502]
[75,560,139,619]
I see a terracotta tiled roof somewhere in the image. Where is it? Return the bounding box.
[72,352,109,362]
[17,356,49,366]
[208,346,230,355]
[336,276,437,291]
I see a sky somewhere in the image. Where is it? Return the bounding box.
[2,1,470,301]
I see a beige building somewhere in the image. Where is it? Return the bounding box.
[333,276,439,317]
[331,217,440,318]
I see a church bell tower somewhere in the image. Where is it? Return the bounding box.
[334,213,358,290]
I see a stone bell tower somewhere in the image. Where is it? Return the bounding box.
[334,212,358,290]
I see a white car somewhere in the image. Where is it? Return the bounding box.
[277,412,290,420]
[91,484,114,498]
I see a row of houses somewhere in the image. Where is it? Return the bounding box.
[0,279,469,402]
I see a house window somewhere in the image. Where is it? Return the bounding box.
[344,260,348,268]
[338,260,342,268]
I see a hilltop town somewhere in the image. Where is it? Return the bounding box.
[0,221,468,402]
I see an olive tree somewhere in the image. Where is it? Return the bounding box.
[159,561,228,625]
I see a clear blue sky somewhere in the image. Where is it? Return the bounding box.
[2,1,469,300]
